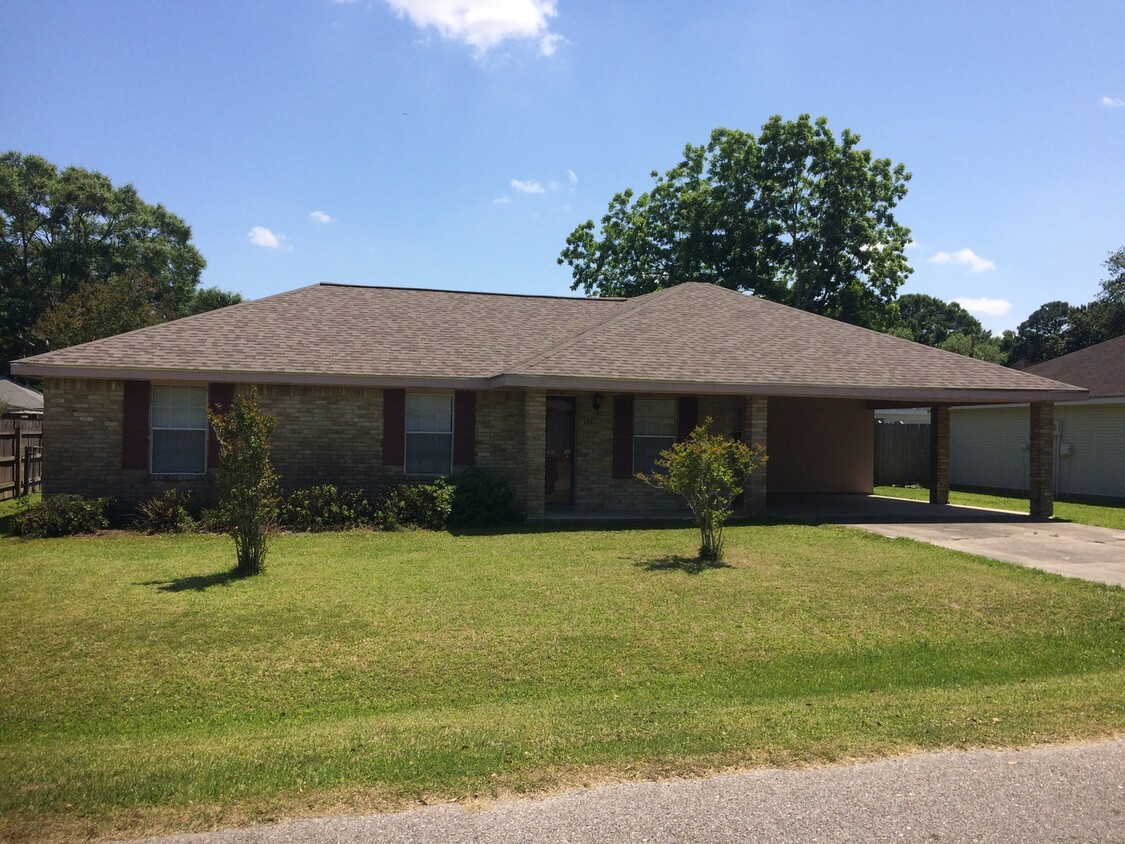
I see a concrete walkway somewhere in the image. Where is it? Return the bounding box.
[770,495,1125,587]
[136,740,1125,843]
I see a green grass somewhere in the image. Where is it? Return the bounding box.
[1,525,1123,841]
[0,494,39,535]
[873,485,1125,530]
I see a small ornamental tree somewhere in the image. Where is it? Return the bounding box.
[208,389,280,576]
[637,419,767,562]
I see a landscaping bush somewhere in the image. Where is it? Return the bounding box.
[637,419,767,562]
[377,479,455,531]
[451,471,518,528]
[195,507,230,534]
[14,494,108,538]
[280,485,371,532]
[135,489,195,534]
[209,389,280,576]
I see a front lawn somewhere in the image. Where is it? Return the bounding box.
[873,485,1125,530]
[1,525,1122,841]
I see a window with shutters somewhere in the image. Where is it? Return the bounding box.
[405,393,453,476]
[633,398,676,474]
[151,385,208,474]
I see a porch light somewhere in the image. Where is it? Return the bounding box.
[592,393,604,415]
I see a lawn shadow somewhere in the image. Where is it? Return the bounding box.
[635,555,732,575]
[139,569,251,593]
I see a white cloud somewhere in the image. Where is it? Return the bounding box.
[491,196,511,205]
[511,178,546,194]
[955,297,1012,318]
[567,169,578,185]
[385,0,561,56]
[1102,95,1125,107]
[929,248,995,273]
[248,226,287,249]
[309,210,334,224]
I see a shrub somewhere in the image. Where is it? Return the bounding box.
[636,419,767,562]
[451,471,518,528]
[136,489,195,534]
[196,507,230,534]
[209,389,280,576]
[281,485,371,532]
[14,494,108,538]
[377,479,455,531]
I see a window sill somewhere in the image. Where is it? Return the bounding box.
[150,473,208,481]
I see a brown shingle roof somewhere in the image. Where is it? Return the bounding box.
[13,282,1085,403]
[1024,334,1125,398]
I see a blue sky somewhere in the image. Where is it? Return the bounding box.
[2,0,1122,333]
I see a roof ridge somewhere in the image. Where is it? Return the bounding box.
[318,282,625,303]
[500,284,689,375]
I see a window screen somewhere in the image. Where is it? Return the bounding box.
[151,385,207,474]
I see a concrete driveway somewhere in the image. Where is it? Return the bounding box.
[769,495,1125,587]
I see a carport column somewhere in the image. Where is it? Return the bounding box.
[745,395,768,516]
[929,405,950,505]
[524,388,547,520]
[1029,401,1054,518]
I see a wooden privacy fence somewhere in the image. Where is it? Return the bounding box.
[874,421,930,487]
[0,419,43,500]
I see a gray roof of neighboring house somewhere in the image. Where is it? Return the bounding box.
[0,378,44,412]
[1024,335,1125,399]
[11,282,1087,404]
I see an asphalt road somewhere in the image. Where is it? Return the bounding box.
[138,739,1125,844]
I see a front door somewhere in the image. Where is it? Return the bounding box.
[545,396,575,505]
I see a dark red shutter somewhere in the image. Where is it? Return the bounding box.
[453,390,476,467]
[612,394,634,479]
[207,383,236,469]
[122,380,150,470]
[383,388,406,466]
[677,396,698,442]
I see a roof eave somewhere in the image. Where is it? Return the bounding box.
[10,362,495,391]
[492,373,1089,404]
[12,362,1089,404]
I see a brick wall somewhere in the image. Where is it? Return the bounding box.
[44,378,214,504]
[45,380,775,517]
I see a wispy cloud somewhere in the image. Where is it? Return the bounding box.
[248,226,288,249]
[955,297,1011,317]
[511,178,546,194]
[930,248,995,273]
[567,169,578,186]
[492,196,511,205]
[309,210,334,224]
[1102,95,1125,107]
[385,0,562,57]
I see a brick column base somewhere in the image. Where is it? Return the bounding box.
[524,389,546,520]
[929,405,950,505]
[1029,401,1054,518]
[744,395,768,516]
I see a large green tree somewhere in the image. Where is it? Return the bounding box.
[893,293,985,347]
[0,152,237,368]
[559,115,913,329]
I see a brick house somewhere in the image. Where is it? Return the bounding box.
[10,282,1085,518]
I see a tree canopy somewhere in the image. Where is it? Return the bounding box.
[1,151,239,369]
[559,115,913,329]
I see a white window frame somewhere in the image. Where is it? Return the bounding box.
[405,392,454,477]
[633,398,676,475]
[150,384,208,476]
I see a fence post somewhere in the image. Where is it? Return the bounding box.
[13,422,21,501]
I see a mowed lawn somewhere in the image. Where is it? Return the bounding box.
[873,485,1125,531]
[1,523,1123,841]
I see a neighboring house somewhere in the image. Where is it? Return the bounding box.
[0,378,43,420]
[11,282,1085,517]
[951,335,1125,501]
